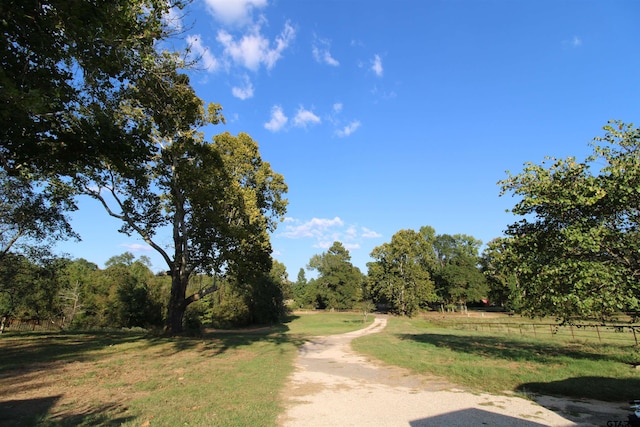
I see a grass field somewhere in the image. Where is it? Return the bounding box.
[0,312,371,427]
[4,311,640,426]
[352,313,640,402]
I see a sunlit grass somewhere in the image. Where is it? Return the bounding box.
[352,316,640,401]
[0,312,372,427]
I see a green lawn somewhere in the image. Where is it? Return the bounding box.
[352,315,640,401]
[4,311,636,427]
[0,312,371,427]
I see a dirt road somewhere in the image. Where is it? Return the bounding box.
[278,316,628,426]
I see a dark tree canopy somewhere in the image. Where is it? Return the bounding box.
[1,0,188,175]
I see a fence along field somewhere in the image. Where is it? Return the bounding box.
[427,313,640,346]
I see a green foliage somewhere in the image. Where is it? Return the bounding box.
[202,260,287,328]
[60,254,165,330]
[431,233,487,307]
[481,238,520,309]
[0,171,78,258]
[306,242,365,310]
[367,227,437,316]
[0,253,67,325]
[290,268,308,307]
[499,121,640,322]
[0,0,189,176]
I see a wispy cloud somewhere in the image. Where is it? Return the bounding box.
[120,243,153,252]
[293,106,321,128]
[232,74,254,99]
[217,21,295,71]
[186,34,219,72]
[203,0,267,27]
[280,217,381,251]
[563,35,583,48]
[335,120,361,137]
[312,36,339,66]
[264,105,288,132]
[361,227,382,238]
[281,217,344,239]
[371,54,383,77]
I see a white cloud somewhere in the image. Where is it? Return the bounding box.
[217,21,295,71]
[312,37,339,66]
[280,217,380,254]
[333,103,343,113]
[282,217,344,239]
[335,120,361,137]
[264,105,288,132]
[293,107,321,128]
[371,54,383,77]
[186,34,219,72]
[203,0,267,27]
[232,74,254,99]
[120,243,152,252]
[361,227,382,238]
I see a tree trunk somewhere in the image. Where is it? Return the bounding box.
[166,271,187,334]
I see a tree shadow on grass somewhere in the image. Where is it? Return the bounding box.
[399,332,631,365]
[400,332,640,401]
[517,376,640,402]
[0,331,147,374]
[0,396,135,427]
[0,319,306,425]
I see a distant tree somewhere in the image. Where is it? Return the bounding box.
[291,268,308,306]
[367,228,436,316]
[0,253,66,330]
[431,234,487,310]
[499,121,640,322]
[58,258,99,327]
[307,242,364,310]
[480,238,519,310]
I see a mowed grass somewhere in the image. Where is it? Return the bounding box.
[0,312,371,427]
[352,315,640,402]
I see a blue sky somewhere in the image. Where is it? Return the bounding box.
[57,0,640,278]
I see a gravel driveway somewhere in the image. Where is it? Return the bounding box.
[278,316,628,426]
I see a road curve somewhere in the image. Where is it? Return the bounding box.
[278,316,625,427]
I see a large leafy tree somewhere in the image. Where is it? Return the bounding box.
[499,121,640,322]
[0,0,189,260]
[367,227,436,316]
[76,73,287,333]
[307,242,364,310]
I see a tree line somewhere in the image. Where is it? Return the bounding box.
[0,251,289,333]
[290,230,487,317]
